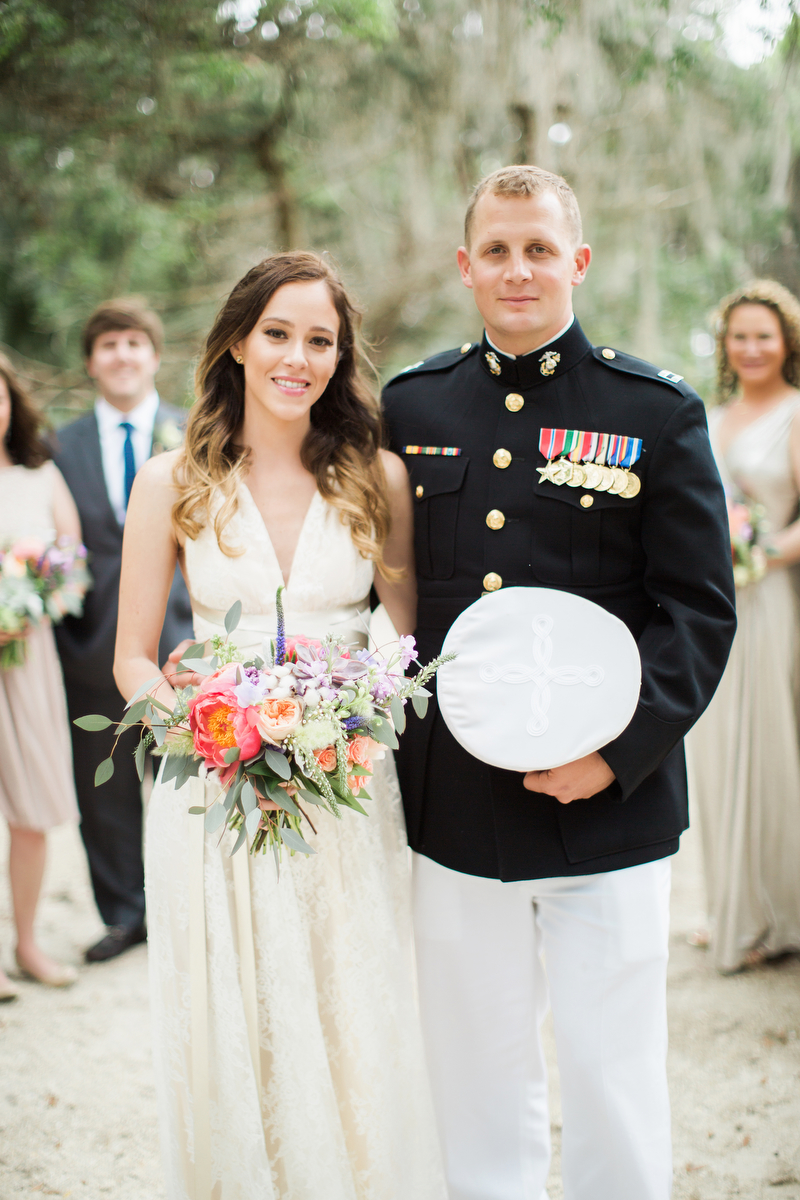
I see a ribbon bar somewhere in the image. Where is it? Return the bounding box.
[538,428,642,468]
[402,446,462,456]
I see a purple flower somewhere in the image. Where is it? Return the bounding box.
[398,635,417,669]
[343,715,364,730]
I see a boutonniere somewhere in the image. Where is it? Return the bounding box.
[151,419,183,455]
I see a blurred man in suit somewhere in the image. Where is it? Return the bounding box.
[53,298,193,962]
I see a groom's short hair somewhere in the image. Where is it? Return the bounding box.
[82,296,164,359]
[464,165,582,248]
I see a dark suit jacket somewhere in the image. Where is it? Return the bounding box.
[382,320,736,882]
[52,402,193,690]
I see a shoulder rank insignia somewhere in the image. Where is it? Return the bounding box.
[402,446,461,456]
[537,428,642,499]
[657,369,684,383]
[485,351,502,376]
[539,350,560,377]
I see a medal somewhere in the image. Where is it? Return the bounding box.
[608,468,629,495]
[551,459,573,485]
[620,471,641,499]
[582,463,603,489]
[566,464,586,487]
[594,466,614,492]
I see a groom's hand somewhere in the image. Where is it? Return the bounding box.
[523,751,615,805]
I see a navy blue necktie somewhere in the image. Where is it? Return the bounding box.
[120,422,136,510]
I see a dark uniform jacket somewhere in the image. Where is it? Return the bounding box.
[52,402,193,690]
[382,318,736,882]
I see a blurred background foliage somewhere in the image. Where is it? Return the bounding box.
[1,0,799,420]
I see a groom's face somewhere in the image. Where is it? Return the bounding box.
[457,190,591,356]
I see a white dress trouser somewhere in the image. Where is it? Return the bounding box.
[412,852,673,1200]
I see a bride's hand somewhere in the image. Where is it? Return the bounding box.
[162,639,206,689]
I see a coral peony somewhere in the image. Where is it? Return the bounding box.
[314,745,337,772]
[256,695,304,742]
[188,666,262,771]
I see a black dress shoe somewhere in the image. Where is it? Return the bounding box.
[85,924,147,963]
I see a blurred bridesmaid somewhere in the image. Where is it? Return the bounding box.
[688,281,800,973]
[0,354,82,999]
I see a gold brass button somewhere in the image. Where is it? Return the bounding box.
[460,342,471,354]
[483,572,502,591]
[505,392,524,412]
[493,448,512,469]
[486,509,506,530]
[580,494,594,508]
[415,484,424,499]
[601,348,616,360]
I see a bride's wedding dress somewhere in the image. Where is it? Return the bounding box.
[145,484,447,1200]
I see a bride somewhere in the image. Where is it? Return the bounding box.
[113,252,447,1199]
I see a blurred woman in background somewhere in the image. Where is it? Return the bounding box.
[689,281,800,973]
[0,354,82,998]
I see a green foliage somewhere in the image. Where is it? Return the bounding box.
[3,0,800,406]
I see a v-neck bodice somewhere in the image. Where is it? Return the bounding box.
[183,483,374,652]
[709,396,800,532]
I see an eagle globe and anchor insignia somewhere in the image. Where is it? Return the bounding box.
[539,350,561,377]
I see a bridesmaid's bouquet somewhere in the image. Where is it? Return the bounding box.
[726,495,771,588]
[76,588,453,867]
[0,537,90,668]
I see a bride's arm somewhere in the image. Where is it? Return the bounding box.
[113,450,185,710]
[374,449,417,636]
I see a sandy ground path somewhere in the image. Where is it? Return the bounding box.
[0,817,798,1200]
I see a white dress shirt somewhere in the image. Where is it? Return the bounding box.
[94,390,160,525]
[485,312,575,360]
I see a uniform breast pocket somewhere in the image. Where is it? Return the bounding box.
[407,457,469,581]
[532,487,640,586]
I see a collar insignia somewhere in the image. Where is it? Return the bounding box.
[485,351,502,376]
[539,350,561,377]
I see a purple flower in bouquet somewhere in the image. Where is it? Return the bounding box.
[398,635,417,669]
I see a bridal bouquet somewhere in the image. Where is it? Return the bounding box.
[0,537,90,668]
[727,495,771,588]
[76,588,453,866]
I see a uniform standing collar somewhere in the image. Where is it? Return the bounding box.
[478,319,592,388]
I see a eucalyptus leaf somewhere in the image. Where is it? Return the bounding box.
[224,600,242,635]
[151,719,167,747]
[230,825,247,856]
[225,778,244,812]
[412,693,429,719]
[94,757,115,786]
[119,697,149,730]
[134,738,147,782]
[241,780,258,815]
[180,657,216,676]
[204,803,227,833]
[245,806,261,836]
[125,674,163,709]
[161,753,187,784]
[73,713,113,731]
[264,749,291,781]
[389,694,406,735]
[180,641,207,660]
[223,746,240,764]
[280,826,316,856]
[271,790,301,819]
[298,787,325,807]
[188,806,207,815]
[369,715,399,750]
[340,793,368,816]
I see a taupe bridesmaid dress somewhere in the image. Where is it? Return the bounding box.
[0,461,79,831]
[687,396,800,972]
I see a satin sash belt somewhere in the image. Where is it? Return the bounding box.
[190,596,371,652]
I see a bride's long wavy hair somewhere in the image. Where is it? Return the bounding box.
[173,252,396,575]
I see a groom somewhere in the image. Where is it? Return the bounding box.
[381,166,736,1199]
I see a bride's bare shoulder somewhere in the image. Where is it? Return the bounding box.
[134,448,185,492]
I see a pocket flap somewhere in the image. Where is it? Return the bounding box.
[535,476,642,510]
[406,456,469,500]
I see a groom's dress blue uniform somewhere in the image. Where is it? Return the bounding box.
[382,317,735,1200]
[382,319,735,881]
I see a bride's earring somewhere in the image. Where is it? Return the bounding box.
[236,356,243,364]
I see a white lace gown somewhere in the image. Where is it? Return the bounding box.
[145,485,447,1200]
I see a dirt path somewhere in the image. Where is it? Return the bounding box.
[0,818,798,1199]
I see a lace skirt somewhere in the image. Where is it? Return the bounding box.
[145,754,447,1200]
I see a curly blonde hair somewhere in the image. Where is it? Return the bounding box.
[716,279,800,398]
[173,252,397,577]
